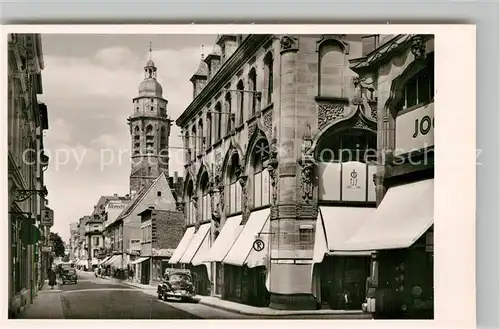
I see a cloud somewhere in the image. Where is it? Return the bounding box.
[41,39,212,242]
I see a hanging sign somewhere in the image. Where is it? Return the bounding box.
[41,208,54,227]
[252,239,265,252]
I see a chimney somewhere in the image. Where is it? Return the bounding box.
[174,171,178,184]
[113,193,118,197]
[125,194,130,199]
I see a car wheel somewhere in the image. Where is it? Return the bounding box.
[163,294,168,302]
[157,294,162,300]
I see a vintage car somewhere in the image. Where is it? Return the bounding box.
[61,268,78,285]
[157,268,195,302]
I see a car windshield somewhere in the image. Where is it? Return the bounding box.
[67,269,76,275]
[170,274,191,282]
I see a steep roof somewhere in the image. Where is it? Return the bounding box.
[116,172,169,221]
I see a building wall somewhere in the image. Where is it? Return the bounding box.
[152,210,185,250]
[122,175,177,253]
[7,33,48,317]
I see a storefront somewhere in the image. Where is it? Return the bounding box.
[178,223,211,295]
[129,257,149,283]
[311,206,374,310]
[202,215,243,297]
[222,209,270,307]
[338,178,434,319]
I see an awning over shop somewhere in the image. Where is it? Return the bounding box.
[338,178,434,252]
[105,255,124,269]
[130,257,149,265]
[168,227,195,264]
[179,223,210,264]
[191,224,211,266]
[313,206,375,263]
[202,215,243,263]
[99,256,111,265]
[223,208,270,267]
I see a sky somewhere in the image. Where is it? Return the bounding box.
[39,34,217,243]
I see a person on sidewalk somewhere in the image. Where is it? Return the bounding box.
[48,268,57,289]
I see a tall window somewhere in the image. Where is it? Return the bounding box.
[93,237,100,246]
[191,125,197,159]
[206,113,212,146]
[236,80,244,125]
[315,128,377,163]
[225,92,233,134]
[145,124,154,154]
[200,172,211,222]
[226,153,242,215]
[248,68,257,116]
[133,126,140,155]
[159,126,167,152]
[184,131,190,162]
[318,41,345,98]
[252,139,271,208]
[264,52,274,105]
[215,102,222,141]
[398,52,435,113]
[186,180,195,225]
[198,119,204,152]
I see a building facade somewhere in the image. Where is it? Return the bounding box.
[69,222,78,260]
[338,34,435,319]
[84,219,104,269]
[7,33,51,317]
[170,34,381,310]
[132,208,184,285]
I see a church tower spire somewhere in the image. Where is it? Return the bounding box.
[127,43,171,197]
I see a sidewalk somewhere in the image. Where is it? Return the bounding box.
[16,280,64,319]
[197,296,372,318]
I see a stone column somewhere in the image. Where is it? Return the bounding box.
[268,35,316,310]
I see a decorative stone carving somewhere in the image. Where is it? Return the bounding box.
[280,35,299,54]
[267,138,279,206]
[238,174,251,224]
[410,35,426,59]
[262,111,273,135]
[318,103,344,130]
[371,106,378,120]
[299,157,315,203]
[353,118,370,130]
[248,123,257,140]
[176,201,185,213]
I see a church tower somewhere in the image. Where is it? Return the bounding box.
[128,44,171,197]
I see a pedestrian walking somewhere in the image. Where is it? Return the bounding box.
[48,268,57,289]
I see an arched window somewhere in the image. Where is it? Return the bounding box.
[318,41,345,98]
[226,152,242,215]
[133,126,140,155]
[159,126,167,152]
[186,180,195,225]
[215,102,222,142]
[252,138,271,208]
[225,92,233,134]
[264,52,273,105]
[236,80,244,124]
[200,172,211,222]
[396,52,435,114]
[198,119,204,152]
[184,131,190,162]
[206,112,212,146]
[315,127,377,163]
[191,125,197,159]
[145,124,154,154]
[248,69,257,116]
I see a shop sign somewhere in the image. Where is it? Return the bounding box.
[318,162,376,202]
[395,102,434,156]
[41,208,54,227]
[252,239,265,252]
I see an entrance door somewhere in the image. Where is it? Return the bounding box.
[141,260,150,285]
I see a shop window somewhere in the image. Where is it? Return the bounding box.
[398,52,435,113]
[315,127,377,163]
[252,139,271,208]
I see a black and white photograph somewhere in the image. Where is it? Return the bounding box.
[3,27,474,324]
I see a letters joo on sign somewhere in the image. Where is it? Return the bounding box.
[412,115,434,139]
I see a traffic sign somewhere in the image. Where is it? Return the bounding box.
[252,239,265,252]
